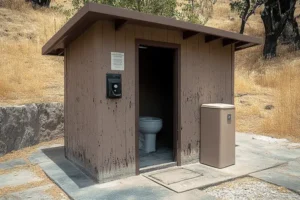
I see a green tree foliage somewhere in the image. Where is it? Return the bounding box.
[72,0,177,18]
[71,0,215,25]
[177,0,214,24]
[230,0,266,34]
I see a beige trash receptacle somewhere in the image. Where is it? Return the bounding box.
[200,103,235,168]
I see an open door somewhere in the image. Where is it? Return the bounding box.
[135,40,181,174]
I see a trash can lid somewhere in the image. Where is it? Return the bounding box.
[201,103,235,109]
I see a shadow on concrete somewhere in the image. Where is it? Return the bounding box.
[41,146,96,189]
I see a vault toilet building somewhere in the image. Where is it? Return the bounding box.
[43,3,262,183]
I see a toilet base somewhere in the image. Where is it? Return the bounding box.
[144,134,157,153]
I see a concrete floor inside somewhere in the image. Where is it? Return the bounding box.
[139,146,173,169]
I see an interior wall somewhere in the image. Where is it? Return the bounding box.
[139,47,174,147]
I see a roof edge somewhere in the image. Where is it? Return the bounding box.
[42,3,262,56]
[42,4,90,55]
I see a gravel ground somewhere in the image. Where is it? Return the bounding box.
[203,177,300,200]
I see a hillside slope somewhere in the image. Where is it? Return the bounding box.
[0,0,66,105]
[0,0,299,142]
[208,1,300,142]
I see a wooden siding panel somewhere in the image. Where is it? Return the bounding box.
[180,35,200,164]
[207,40,232,103]
[82,25,98,174]
[179,37,188,164]
[167,30,180,44]
[65,27,98,177]
[115,26,127,176]
[197,34,210,104]
[224,45,233,103]
[149,27,168,42]
[231,45,235,104]
[101,20,118,181]
[114,24,136,178]
[92,21,105,179]
[124,24,136,174]
[64,48,68,156]
[134,25,151,40]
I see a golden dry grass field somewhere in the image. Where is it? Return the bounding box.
[0,0,299,142]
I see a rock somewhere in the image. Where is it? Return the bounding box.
[0,103,64,156]
[240,100,251,106]
[265,105,275,110]
[38,103,64,142]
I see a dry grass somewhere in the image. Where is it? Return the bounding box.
[0,137,64,163]
[233,46,300,142]
[0,0,31,10]
[0,0,65,105]
[259,65,300,142]
[207,1,264,37]
[210,1,300,142]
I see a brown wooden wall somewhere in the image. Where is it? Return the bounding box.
[65,20,234,182]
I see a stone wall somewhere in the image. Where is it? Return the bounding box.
[0,103,64,156]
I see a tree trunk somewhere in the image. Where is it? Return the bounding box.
[263,34,278,58]
[240,0,250,34]
[280,1,300,49]
[136,0,141,12]
[261,0,290,59]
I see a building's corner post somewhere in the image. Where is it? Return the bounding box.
[64,48,68,158]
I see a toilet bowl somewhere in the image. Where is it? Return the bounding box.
[139,117,163,153]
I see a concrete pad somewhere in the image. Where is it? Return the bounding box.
[39,158,96,192]
[236,132,300,161]
[251,159,300,193]
[32,146,217,200]
[0,185,54,200]
[143,145,285,192]
[0,158,27,170]
[0,170,42,188]
[73,176,217,200]
[213,148,285,176]
[144,164,234,192]
[29,145,64,164]
[149,168,202,185]
[30,133,300,199]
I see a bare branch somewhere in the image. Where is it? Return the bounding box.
[242,0,267,23]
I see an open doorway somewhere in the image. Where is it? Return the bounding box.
[137,41,179,172]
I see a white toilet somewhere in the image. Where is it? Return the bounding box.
[139,117,163,153]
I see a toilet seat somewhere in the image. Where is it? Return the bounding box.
[140,117,162,121]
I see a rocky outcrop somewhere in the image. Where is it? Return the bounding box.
[0,103,64,156]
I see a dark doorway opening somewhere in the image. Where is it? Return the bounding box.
[138,44,177,172]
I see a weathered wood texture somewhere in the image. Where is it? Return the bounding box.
[65,20,233,182]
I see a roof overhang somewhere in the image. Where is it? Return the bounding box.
[42,3,262,56]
